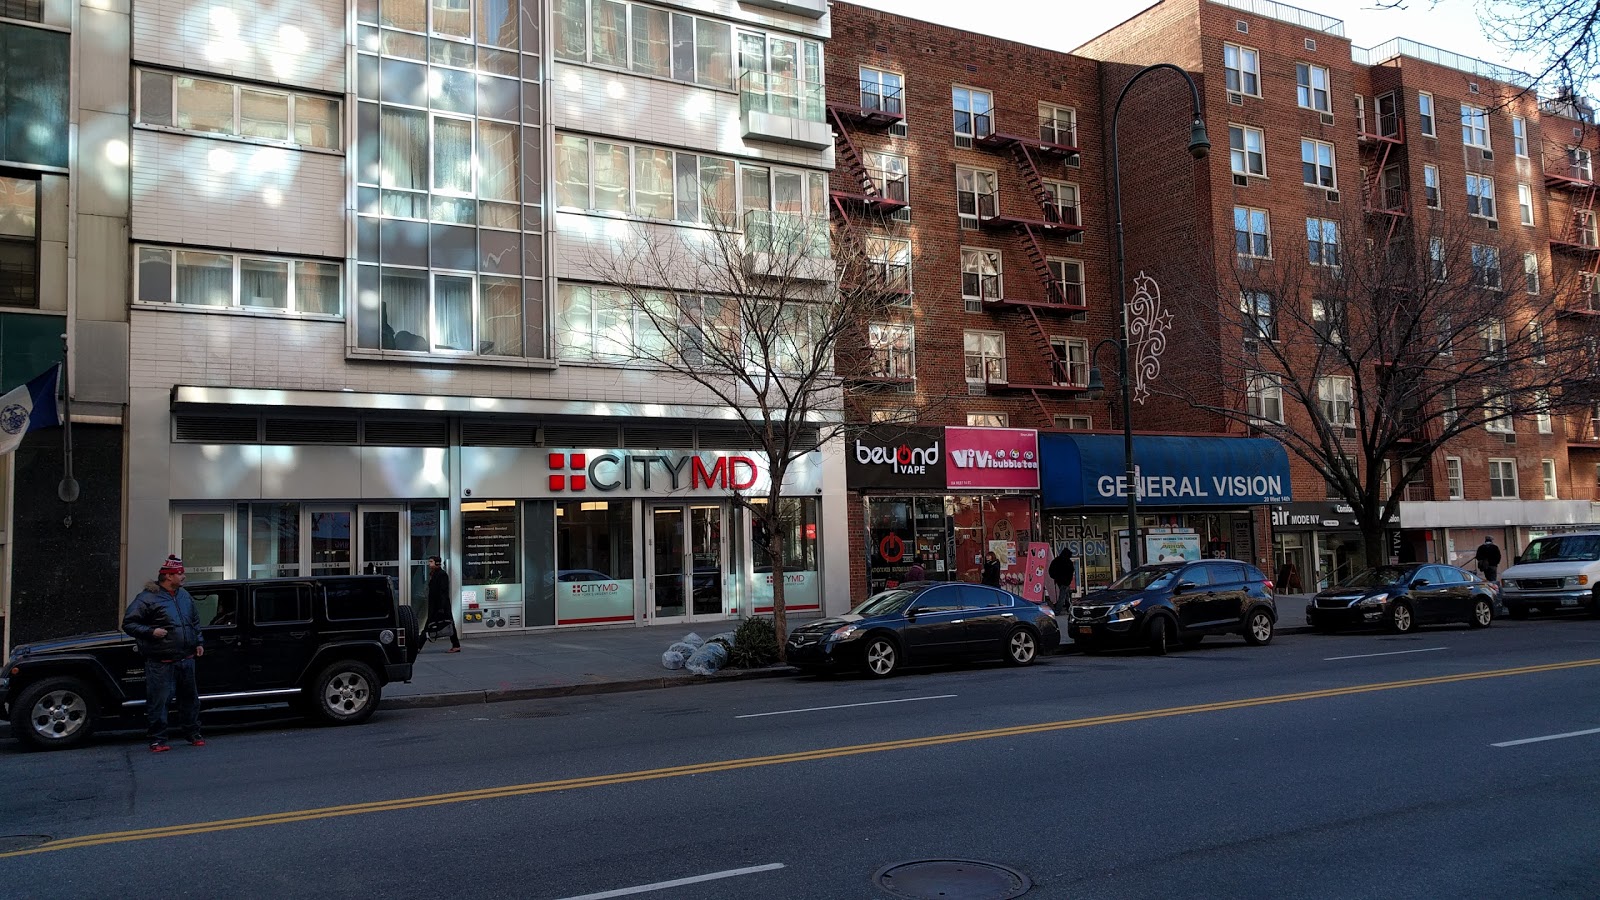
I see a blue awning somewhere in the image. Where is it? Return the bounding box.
[1041,434,1293,508]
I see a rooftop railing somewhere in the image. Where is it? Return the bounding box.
[1353,38,1532,88]
[1207,0,1344,36]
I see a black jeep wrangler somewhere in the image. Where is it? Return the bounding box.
[3,575,420,750]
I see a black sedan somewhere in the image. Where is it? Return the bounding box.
[1069,559,1278,655]
[1307,564,1497,634]
[785,581,1060,678]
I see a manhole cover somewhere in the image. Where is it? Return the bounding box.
[873,859,1032,900]
[0,835,52,853]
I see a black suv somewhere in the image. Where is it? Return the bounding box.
[3,575,419,750]
[1069,559,1277,655]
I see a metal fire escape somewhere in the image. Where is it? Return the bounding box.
[970,109,1090,421]
[1546,151,1600,316]
[1358,100,1408,250]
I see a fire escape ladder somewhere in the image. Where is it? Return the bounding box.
[830,194,865,255]
[1029,389,1052,426]
[1023,305,1065,384]
[1018,224,1063,304]
[1010,142,1055,220]
[1364,140,1393,211]
[828,107,877,199]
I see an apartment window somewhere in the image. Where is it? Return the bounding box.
[137,245,341,316]
[1039,103,1077,147]
[0,176,38,308]
[1513,117,1528,157]
[1442,387,1459,427]
[555,1,731,84]
[1517,183,1534,225]
[1054,415,1092,430]
[1049,337,1089,386]
[1042,181,1080,226]
[1300,139,1336,188]
[1240,291,1274,341]
[1224,43,1260,96]
[1318,375,1354,428]
[1423,165,1440,208]
[865,235,912,298]
[1572,147,1594,180]
[870,409,915,424]
[1480,318,1507,359]
[1530,319,1547,363]
[1488,459,1518,499]
[1446,456,1464,500]
[1418,92,1436,136]
[1047,257,1084,306]
[1429,237,1447,280]
[960,248,1002,303]
[1325,455,1354,500]
[1461,103,1490,148]
[1312,295,1344,344]
[1306,217,1339,267]
[136,70,340,150]
[737,31,825,122]
[1296,63,1330,113]
[557,134,747,224]
[1536,391,1553,434]
[1579,210,1599,247]
[863,151,908,204]
[967,413,1008,427]
[859,67,905,116]
[1543,459,1559,499]
[1471,244,1500,289]
[963,331,1005,384]
[867,323,914,379]
[1234,206,1270,258]
[1585,274,1600,311]
[1229,125,1265,177]
[1246,372,1283,423]
[955,166,998,226]
[1438,313,1454,357]
[953,86,993,144]
[1485,391,1513,433]
[740,164,830,258]
[1465,173,1496,219]
[1525,253,1541,294]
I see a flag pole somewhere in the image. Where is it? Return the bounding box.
[58,334,77,513]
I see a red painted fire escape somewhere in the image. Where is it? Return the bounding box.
[1546,154,1600,316]
[1358,104,1407,249]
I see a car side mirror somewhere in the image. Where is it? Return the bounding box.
[905,607,920,618]
[1411,579,1429,588]
[1174,581,1199,594]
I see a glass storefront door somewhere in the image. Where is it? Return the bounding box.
[359,508,403,581]
[649,503,728,621]
[308,508,353,575]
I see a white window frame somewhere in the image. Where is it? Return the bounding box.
[959,247,1002,302]
[1423,164,1440,208]
[1543,459,1559,499]
[858,66,905,116]
[1300,139,1336,188]
[1418,92,1436,136]
[1296,63,1330,113]
[1048,336,1089,386]
[1579,210,1599,247]
[1306,217,1339,267]
[1224,43,1260,97]
[1038,103,1077,147]
[1573,147,1594,180]
[1229,124,1265,177]
[1518,183,1534,225]
[1524,253,1541,295]
[1513,116,1529,157]
[1234,206,1271,258]
[1241,291,1275,341]
[1246,371,1284,424]
[955,166,997,226]
[967,413,1008,427]
[1046,256,1084,307]
[1312,295,1345,345]
[1318,375,1354,428]
[1442,387,1459,427]
[1466,173,1496,219]
[1042,180,1081,226]
[135,245,343,317]
[1053,415,1092,430]
[1446,456,1464,500]
[867,322,914,379]
[1429,237,1447,281]
[1488,458,1519,499]
[1481,318,1507,359]
[952,85,993,144]
[135,69,342,152]
[963,330,1005,384]
[1536,391,1553,434]
[866,234,912,300]
[1461,103,1490,149]
[1485,390,1514,434]
[1472,244,1501,289]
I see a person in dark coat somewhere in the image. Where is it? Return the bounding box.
[1475,537,1503,582]
[1048,545,1076,608]
[981,551,1002,586]
[905,560,926,582]
[425,555,460,651]
[122,555,205,752]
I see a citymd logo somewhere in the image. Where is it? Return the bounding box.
[854,438,940,475]
[548,453,588,491]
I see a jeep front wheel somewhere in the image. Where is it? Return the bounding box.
[11,676,98,751]
[307,660,381,725]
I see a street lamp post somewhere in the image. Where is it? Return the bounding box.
[1084,63,1209,573]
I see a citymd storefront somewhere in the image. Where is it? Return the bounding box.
[460,447,825,630]
[1040,434,1292,588]
[848,426,1043,595]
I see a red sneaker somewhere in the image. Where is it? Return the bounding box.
[187,737,206,747]
[149,742,171,753]
[446,647,461,653]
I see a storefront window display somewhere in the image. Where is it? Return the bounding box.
[248,502,300,578]
[554,500,635,624]
[950,494,1035,588]
[866,495,1035,594]
[752,496,821,610]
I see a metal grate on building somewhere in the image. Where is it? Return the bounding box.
[543,424,622,447]
[461,420,539,446]
[363,419,449,446]
[173,415,261,443]
[263,417,360,445]
[621,427,696,449]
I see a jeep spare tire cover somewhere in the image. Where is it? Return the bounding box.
[398,605,421,662]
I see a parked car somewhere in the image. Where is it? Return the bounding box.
[1068,559,1277,655]
[3,575,418,751]
[785,582,1060,677]
[1307,564,1496,634]
[1498,532,1600,619]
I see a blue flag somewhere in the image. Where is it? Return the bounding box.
[0,364,61,455]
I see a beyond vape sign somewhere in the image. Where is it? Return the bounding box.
[845,426,947,490]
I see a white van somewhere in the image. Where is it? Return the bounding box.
[1497,532,1600,619]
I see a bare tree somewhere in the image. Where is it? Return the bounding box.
[566,203,907,656]
[1160,206,1596,564]
[1476,0,1600,95]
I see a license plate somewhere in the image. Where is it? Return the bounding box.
[1078,626,1093,635]
[1562,597,1580,607]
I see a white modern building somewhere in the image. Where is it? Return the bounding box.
[106,0,845,636]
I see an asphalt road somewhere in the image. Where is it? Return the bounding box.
[5,618,1600,899]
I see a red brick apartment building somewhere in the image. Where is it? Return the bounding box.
[832,0,1600,594]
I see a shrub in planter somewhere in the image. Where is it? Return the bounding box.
[729,616,779,668]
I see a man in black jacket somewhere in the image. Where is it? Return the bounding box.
[425,556,460,652]
[1048,545,1076,610]
[122,555,205,752]
[1475,536,1503,582]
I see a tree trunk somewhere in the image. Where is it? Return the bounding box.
[1362,527,1388,572]
[768,513,788,664]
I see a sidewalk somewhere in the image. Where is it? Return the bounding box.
[386,597,1317,711]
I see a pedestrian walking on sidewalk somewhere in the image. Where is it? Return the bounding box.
[982,551,1002,587]
[425,555,460,652]
[905,560,926,582]
[1048,545,1075,609]
[1475,536,1502,582]
[122,555,205,752]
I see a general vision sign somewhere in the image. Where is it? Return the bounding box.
[1040,434,1293,508]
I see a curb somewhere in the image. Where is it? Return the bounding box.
[383,664,799,710]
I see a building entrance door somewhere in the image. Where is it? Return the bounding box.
[647,503,728,622]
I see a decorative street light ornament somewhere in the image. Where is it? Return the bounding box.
[1126,270,1172,404]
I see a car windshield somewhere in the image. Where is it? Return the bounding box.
[1337,566,1411,588]
[1108,565,1181,591]
[851,589,917,616]
[1519,535,1600,563]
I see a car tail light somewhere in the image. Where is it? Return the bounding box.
[1263,579,1275,592]
[1039,604,1056,617]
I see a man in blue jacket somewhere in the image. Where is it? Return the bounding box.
[123,555,205,752]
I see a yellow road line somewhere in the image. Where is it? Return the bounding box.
[6,656,1597,859]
